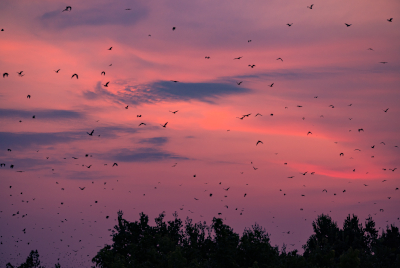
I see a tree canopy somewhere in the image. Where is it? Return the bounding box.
[6,212,400,268]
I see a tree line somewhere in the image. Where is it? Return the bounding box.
[7,211,400,268]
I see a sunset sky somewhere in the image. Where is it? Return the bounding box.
[0,0,399,266]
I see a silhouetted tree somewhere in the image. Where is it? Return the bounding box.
[6,250,48,268]
[373,224,400,268]
[303,214,339,267]
[7,212,399,268]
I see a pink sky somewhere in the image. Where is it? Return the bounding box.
[1,0,399,266]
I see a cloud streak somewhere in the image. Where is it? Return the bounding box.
[39,3,149,30]
[109,148,189,162]
[0,109,84,120]
[84,80,251,105]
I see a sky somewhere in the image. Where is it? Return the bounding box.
[0,0,399,266]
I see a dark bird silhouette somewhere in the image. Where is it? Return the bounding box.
[71,74,78,79]
[112,163,118,167]
[307,131,312,135]
[125,106,128,109]
[244,193,247,197]
[172,27,176,31]
[108,47,112,50]
[79,187,85,190]
[169,110,179,114]
[17,71,24,77]
[27,95,31,99]
[54,69,60,73]
[268,83,274,87]
[301,171,308,175]
[329,105,335,108]
[103,81,109,87]
[237,81,243,85]
[287,23,293,26]
[387,18,393,22]
[3,73,8,78]
[139,123,146,126]
[87,130,94,136]
[101,71,105,75]
[170,80,179,82]
[205,56,210,59]
[224,187,230,191]
[7,149,11,151]
[32,115,35,118]
[137,115,141,117]
[255,113,262,116]
[367,48,374,51]
[380,142,386,145]
[340,153,344,157]
[248,64,255,68]
[248,40,252,42]
[345,23,352,27]
[62,6,71,12]
[383,108,389,112]
[380,62,388,64]
[358,128,364,132]
[297,105,303,108]
[86,165,91,168]
[307,4,314,9]
[234,57,242,60]
[287,176,295,178]
[160,122,168,128]
[277,58,283,61]
[371,145,375,148]
[256,140,263,146]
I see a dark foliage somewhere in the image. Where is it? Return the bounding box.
[7,213,399,268]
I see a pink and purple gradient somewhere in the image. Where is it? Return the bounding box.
[1,0,399,266]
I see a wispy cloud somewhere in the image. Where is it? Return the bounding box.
[0,109,84,120]
[138,137,168,146]
[109,148,189,162]
[0,132,80,150]
[83,80,251,105]
[39,4,149,30]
